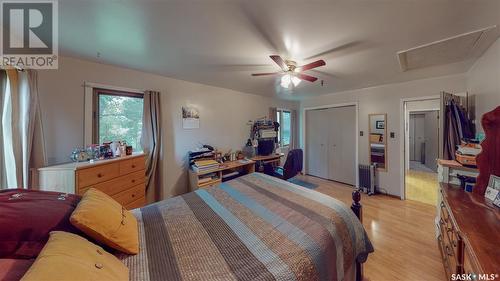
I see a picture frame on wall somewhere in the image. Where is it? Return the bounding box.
[182,106,200,129]
[376,120,385,129]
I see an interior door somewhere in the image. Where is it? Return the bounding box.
[424,111,439,172]
[328,106,356,185]
[413,114,425,163]
[409,116,416,161]
[306,109,329,178]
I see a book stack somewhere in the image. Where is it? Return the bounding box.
[198,172,219,184]
[188,148,215,166]
[192,159,219,173]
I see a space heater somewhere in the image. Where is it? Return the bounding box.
[358,164,376,196]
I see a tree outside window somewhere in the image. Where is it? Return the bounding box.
[276,109,291,147]
[93,89,144,151]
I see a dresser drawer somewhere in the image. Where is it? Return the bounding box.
[463,247,481,276]
[438,235,454,279]
[125,196,146,210]
[114,184,145,206]
[77,163,120,187]
[77,170,145,196]
[119,156,145,175]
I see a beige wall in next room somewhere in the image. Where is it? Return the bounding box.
[37,56,298,200]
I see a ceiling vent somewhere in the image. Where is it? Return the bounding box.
[398,25,498,72]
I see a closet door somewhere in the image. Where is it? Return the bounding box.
[306,109,329,179]
[328,106,356,185]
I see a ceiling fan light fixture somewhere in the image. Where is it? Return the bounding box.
[280,74,291,88]
[280,73,301,88]
[291,76,301,86]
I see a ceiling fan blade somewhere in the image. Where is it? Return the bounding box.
[297,60,326,71]
[296,73,318,82]
[270,55,288,71]
[251,72,281,76]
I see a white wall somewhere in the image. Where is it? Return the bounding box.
[300,74,466,197]
[38,56,298,200]
[466,38,500,133]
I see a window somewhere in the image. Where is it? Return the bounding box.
[93,89,144,151]
[276,109,291,147]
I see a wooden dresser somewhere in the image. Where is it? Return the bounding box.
[438,183,500,279]
[38,153,146,209]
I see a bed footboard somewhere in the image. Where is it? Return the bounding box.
[351,190,363,281]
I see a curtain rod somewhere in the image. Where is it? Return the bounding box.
[82,81,145,94]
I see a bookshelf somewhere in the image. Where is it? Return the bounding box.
[188,159,255,191]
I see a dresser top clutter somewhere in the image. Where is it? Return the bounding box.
[38,153,145,171]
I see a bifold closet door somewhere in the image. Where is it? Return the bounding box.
[328,106,356,185]
[306,109,329,179]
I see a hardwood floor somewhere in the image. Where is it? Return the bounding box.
[405,169,438,206]
[295,175,445,281]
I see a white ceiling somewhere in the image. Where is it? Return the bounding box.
[59,0,500,100]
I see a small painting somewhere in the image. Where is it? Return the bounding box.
[376,120,385,129]
[182,106,200,129]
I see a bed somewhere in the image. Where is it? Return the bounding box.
[120,172,373,281]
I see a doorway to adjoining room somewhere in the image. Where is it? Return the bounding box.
[404,99,440,205]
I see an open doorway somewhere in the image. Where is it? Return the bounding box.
[404,99,440,205]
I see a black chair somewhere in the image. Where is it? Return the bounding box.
[264,149,303,180]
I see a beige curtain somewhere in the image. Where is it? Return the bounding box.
[269,107,277,122]
[141,91,161,203]
[290,109,298,149]
[0,69,46,189]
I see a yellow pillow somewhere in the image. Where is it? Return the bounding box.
[70,188,139,254]
[21,231,129,281]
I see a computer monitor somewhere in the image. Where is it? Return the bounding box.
[257,139,275,156]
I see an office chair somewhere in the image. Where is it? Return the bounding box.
[264,149,303,180]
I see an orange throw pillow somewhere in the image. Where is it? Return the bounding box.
[21,231,128,281]
[70,188,139,254]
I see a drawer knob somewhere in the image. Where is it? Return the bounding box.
[132,179,136,183]
[131,165,136,168]
[97,173,103,178]
[132,194,135,198]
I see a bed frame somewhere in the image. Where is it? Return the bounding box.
[351,189,363,281]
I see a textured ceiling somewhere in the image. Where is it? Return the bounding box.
[58,0,500,100]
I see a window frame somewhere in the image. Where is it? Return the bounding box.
[92,88,144,145]
[276,109,291,148]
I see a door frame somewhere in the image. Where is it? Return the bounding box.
[399,95,440,200]
[302,102,359,188]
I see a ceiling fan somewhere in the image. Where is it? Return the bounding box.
[251,55,326,88]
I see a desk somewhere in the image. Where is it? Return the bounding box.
[437,159,478,186]
[251,153,284,164]
[188,159,255,191]
[251,153,285,172]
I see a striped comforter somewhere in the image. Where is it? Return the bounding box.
[121,173,373,281]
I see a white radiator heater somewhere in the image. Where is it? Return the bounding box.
[358,164,376,196]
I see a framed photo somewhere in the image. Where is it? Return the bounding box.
[488,175,500,190]
[182,106,200,129]
[376,120,385,129]
[485,175,500,207]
